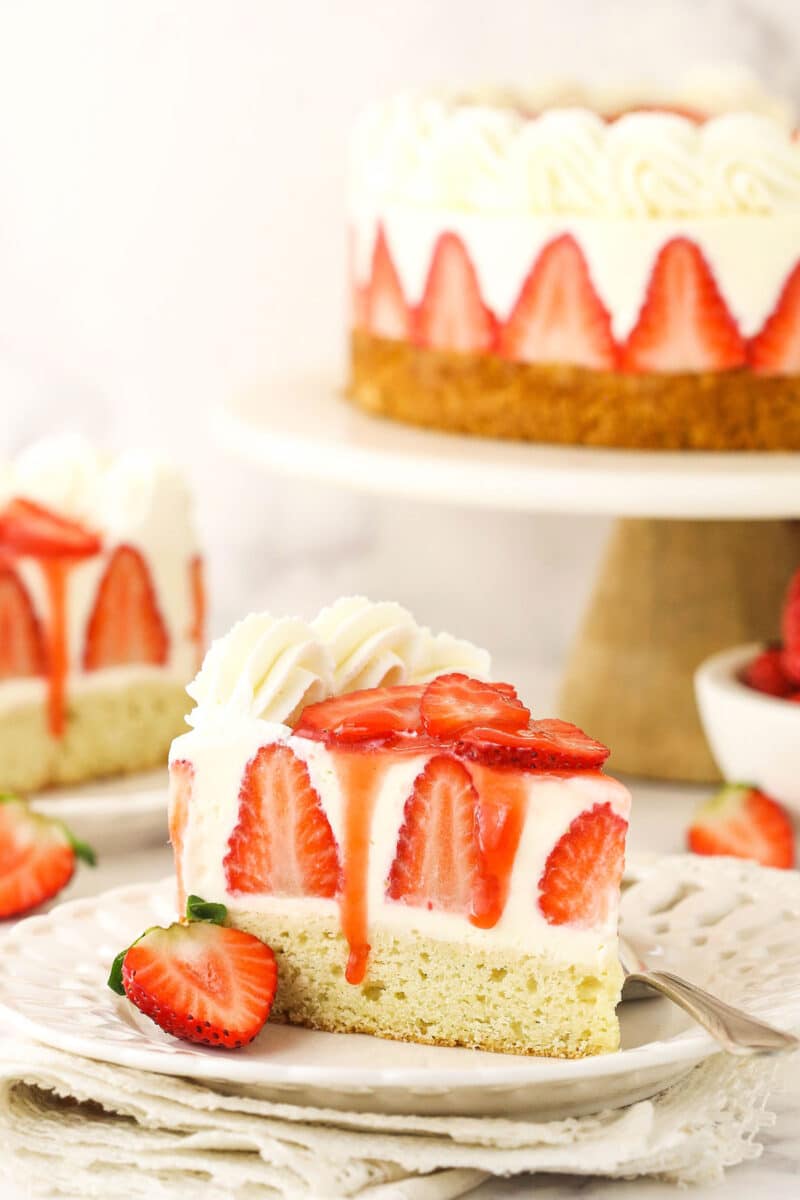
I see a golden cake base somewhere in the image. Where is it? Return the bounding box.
[350,331,800,451]
[560,519,800,783]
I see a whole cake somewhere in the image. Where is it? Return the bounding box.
[348,74,800,449]
[0,435,205,792]
[170,598,631,1057]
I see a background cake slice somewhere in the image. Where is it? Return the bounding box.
[0,435,205,792]
[171,600,631,1058]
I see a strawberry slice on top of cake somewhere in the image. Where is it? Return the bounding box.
[0,435,205,793]
[170,598,631,1058]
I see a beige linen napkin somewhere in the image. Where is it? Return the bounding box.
[0,1040,787,1199]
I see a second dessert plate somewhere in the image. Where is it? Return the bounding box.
[0,854,796,1120]
[30,770,168,852]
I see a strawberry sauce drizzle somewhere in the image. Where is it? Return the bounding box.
[330,748,393,985]
[468,764,529,929]
[40,559,71,738]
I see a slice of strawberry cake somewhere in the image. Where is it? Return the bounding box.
[0,436,205,792]
[171,603,631,1057]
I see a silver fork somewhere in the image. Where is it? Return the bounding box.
[618,935,799,1056]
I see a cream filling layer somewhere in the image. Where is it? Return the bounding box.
[350,202,800,339]
[172,719,631,971]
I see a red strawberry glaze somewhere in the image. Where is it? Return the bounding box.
[331,747,396,984]
[468,762,528,930]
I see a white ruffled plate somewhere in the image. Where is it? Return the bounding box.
[29,770,167,853]
[0,855,797,1119]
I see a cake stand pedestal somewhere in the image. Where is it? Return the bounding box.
[216,377,800,783]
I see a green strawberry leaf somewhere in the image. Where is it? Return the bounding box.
[186,895,228,925]
[66,830,97,867]
[107,950,127,995]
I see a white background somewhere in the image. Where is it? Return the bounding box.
[0,0,798,691]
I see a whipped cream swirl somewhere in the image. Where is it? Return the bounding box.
[186,614,334,728]
[351,80,800,218]
[187,597,492,726]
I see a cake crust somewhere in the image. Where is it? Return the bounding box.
[350,331,800,451]
[231,910,623,1058]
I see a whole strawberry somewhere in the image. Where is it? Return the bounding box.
[0,796,95,918]
[109,895,277,1049]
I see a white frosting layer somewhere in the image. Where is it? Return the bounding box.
[187,596,490,727]
[0,435,201,706]
[171,720,631,965]
[351,85,800,218]
[350,204,800,339]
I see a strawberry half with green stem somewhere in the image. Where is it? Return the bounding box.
[108,894,277,1049]
[0,796,95,918]
[687,785,795,869]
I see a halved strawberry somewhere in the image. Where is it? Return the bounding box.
[781,567,800,685]
[0,797,95,918]
[420,673,529,738]
[366,225,410,341]
[749,262,800,375]
[456,719,610,771]
[0,498,101,559]
[621,238,745,372]
[294,684,425,745]
[83,544,169,669]
[741,647,795,698]
[224,743,340,898]
[498,234,617,369]
[687,785,795,869]
[188,554,206,670]
[108,895,277,1049]
[0,564,46,679]
[386,754,493,924]
[413,233,497,353]
[538,802,627,927]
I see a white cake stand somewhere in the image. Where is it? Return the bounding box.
[215,376,800,782]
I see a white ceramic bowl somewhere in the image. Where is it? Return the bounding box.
[695,642,800,811]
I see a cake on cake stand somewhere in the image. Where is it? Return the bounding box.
[216,376,800,783]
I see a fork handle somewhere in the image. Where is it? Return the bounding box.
[628,969,798,1056]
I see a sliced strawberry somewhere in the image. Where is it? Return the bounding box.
[224,743,340,898]
[294,684,425,745]
[0,498,101,559]
[741,646,795,698]
[366,225,410,340]
[538,802,627,928]
[110,896,277,1049]
[413,232,497,353]
[0,563,46,679]
[0,797,95,918]
[83,544,169,669]
[749,262,800,375]
[621,238,745,372]
[420,673,529,738]
[348,226,369,329]
[687,785,795,869]
[456,718,610,771]
[498,234,617,369]
[169,759,194,913]
[781,567,800,685]
[386,754,492,924]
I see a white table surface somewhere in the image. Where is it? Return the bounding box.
[2,780,798,1199]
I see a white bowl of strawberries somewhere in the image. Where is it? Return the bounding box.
[695,568,800,812]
